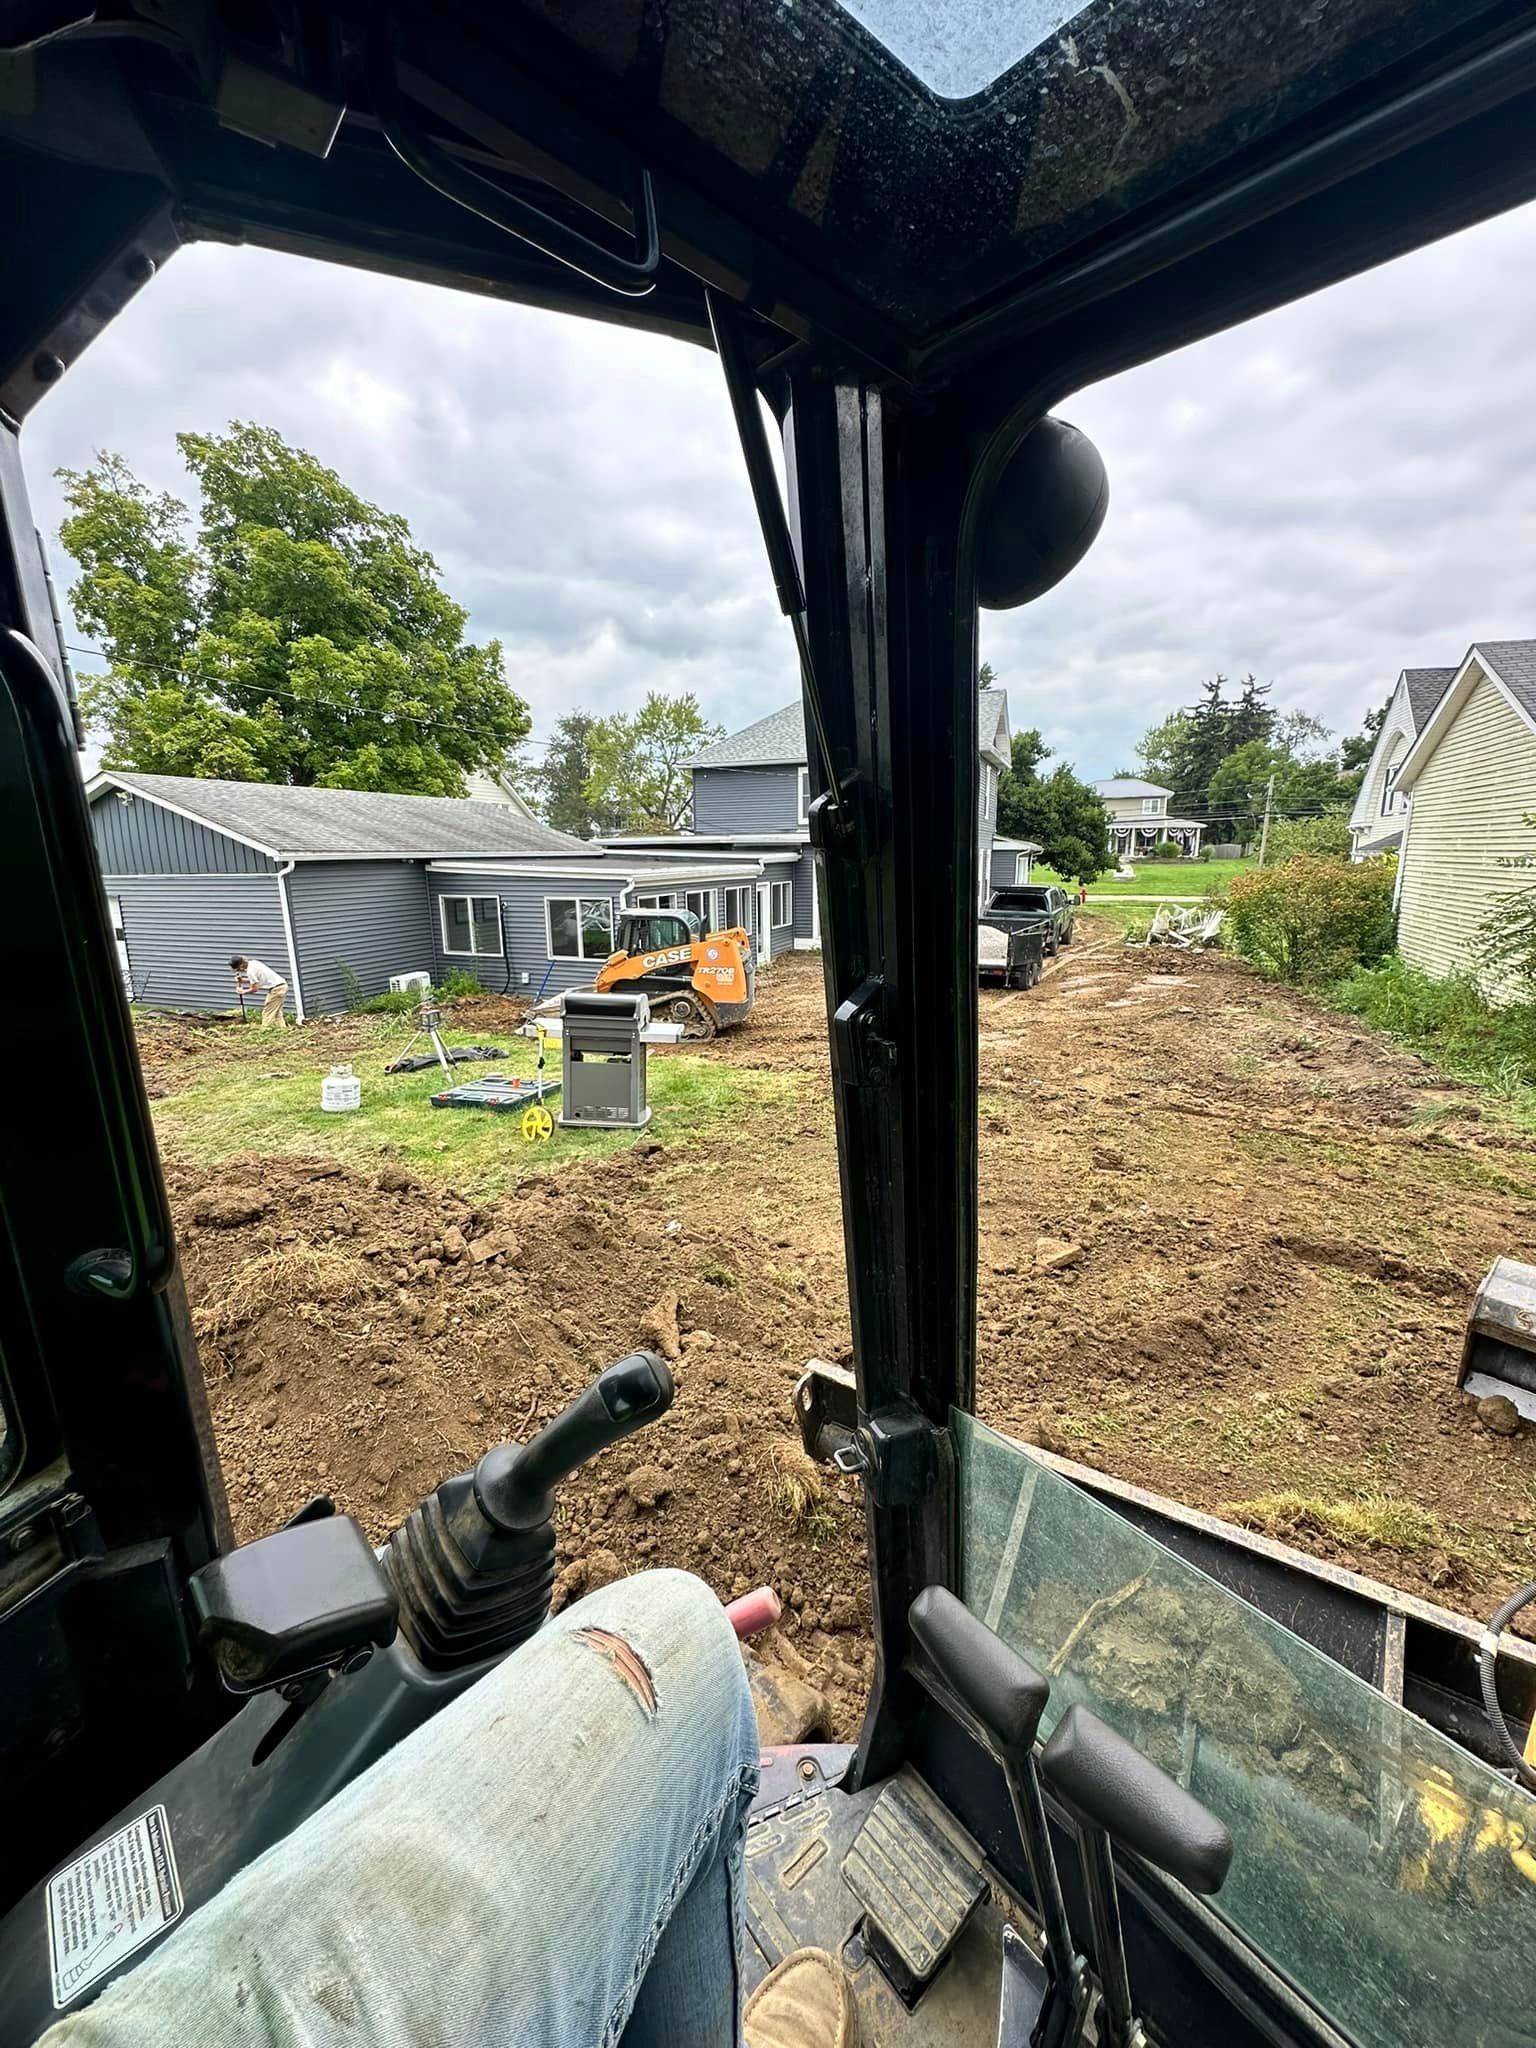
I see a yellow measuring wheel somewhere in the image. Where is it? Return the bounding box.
[520,1101,554,1144]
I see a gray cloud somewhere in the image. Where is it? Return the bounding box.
[23,200,1536,785]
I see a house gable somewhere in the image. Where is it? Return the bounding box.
[1397,663,1536,1001]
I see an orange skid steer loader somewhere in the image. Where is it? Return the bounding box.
[537,907,756,1040]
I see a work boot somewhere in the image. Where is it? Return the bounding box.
[744,1948,858,2048]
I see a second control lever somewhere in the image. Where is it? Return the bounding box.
[909,1588,1090,2047]
[1041,1704,1234,2048]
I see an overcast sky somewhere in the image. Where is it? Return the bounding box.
[23,196,1536,785]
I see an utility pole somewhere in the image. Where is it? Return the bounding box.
[1257,773,1275,866]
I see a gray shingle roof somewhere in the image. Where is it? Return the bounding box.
[1092,777,1170,798]
[689,691,1011,769]
[1402,667,1455,731]
[1477,643,1536,724]
[686,702,806,770]
[978,688,1010,766]
[96,772,587,861]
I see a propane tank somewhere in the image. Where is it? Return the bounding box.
[321,1064,361,1113]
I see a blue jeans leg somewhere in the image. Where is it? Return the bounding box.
[39,1569,761,2048]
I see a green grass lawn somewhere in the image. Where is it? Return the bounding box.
[1034,858,1256,897]
[152,1026,802,1198]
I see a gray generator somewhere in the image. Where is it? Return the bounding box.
[558,990,652,1129]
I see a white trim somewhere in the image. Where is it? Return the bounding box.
[439,891,505,959]
[716,882,753,932]
[274,861,306,1023]
[811,861,821,946]
[769,878,793,927]
[88,774,281,861]
[427,859,763,884]
[1398,646,1536,791]
[792,937,822,951]
[544,893,616,962]
[797,766,810,825]
[99,871,288,883]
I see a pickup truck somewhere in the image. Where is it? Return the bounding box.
[984,883,1075,954]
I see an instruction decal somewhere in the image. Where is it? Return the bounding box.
[46,1804,183,2008]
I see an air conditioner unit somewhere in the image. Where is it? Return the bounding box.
[388,971,432,994]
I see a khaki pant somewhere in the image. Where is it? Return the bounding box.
[259,981,288,1027]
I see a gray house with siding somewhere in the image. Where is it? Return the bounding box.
[88,772,774,1017]
[606,687,1013,931]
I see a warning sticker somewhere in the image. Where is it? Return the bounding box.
[46,1805,183,2009]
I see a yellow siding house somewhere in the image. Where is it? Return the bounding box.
[1396,642,1536,1004]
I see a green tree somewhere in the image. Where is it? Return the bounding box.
[585,691,724,832]
[1338,695,1391,797]
[59,424,529,793]
[1134,707,1194,791]
[978,660,998,690]
[532,711,613,839]
[1264,811,1355,862]
[998,730,1110,881]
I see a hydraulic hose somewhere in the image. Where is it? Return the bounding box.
[1479,1580,1536,1791]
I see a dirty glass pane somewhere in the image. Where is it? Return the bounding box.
[954,1409,1536,2048]
[522,0,1505,331]
[835,0,1091,99]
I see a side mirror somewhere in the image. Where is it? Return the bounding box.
[978,416,1109,609]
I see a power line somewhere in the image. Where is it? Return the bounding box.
[64,642,558,756]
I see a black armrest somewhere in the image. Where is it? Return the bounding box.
[909,1586,1050,1757]
[1041,1704,1233,1896]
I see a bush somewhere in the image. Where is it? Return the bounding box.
[355,987,425,1015]
[338,961,364,1011]
[1331,957,1536,1089]
[1224,856,1395,985]
[1150,838,1184,859]
[438,967,484,1000]
[1264,812,1354,863]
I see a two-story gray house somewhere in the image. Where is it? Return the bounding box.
[607,688,1013,936]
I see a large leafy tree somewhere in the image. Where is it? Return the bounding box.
[998,728,1110,882]
[584,691,724,832]
[59,425,530,794]
[532,711,614,839]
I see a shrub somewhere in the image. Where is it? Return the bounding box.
[438,967,484,1000]
[1224,855,1395,985]
[1264,811,1354,863]
[355,987,424,1015]
[338,961,364,1011]
[1150,838,1184,859]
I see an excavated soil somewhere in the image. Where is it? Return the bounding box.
[148,928,1536,1733]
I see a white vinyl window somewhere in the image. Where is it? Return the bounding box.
[546,896,616,960]
[440,894,503,956]
[718,885,752,932]
[682,888,710,926]
[982,769,992,820]
[1381,758,1406,816]
[1014,852,1032,883]
[1141,796,1162,815]
[770,880,793,926]
[634,893,677,909]
[797,766,811,824]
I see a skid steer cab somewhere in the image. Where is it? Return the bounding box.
[542,907,756,1040]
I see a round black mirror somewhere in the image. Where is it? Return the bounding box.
[978,416,1109,609]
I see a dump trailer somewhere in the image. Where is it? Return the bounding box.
[536,907,755,1040]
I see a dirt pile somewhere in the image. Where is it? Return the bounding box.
[174,1143,872,1735]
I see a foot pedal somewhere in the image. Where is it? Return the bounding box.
[841,1774,985,2002]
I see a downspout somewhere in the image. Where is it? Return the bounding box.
[275,859,306,1022]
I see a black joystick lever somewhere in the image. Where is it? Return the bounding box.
[475,1351,674,1530]
[909,1588,1090,2048]
[387,1352,674,1671]
[1040,1704,1233,2048]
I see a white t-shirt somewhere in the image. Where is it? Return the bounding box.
[240,959,284,991]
